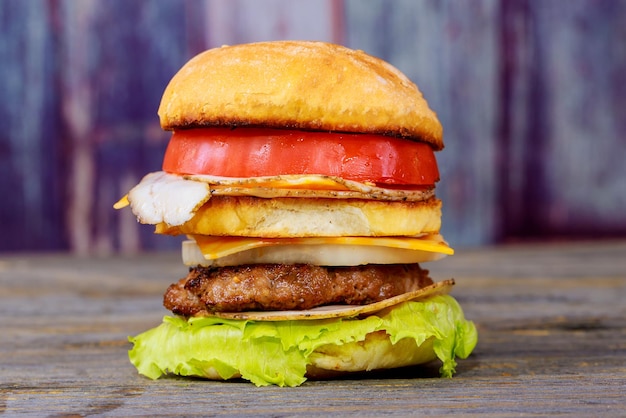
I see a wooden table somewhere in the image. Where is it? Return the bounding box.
[1,241,625,416]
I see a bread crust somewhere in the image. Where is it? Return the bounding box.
[156,196,442,237]
[192,331,437,381]
[306,331,437,378]
[158,41,444,150]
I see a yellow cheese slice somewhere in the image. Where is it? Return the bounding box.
[204,175,350,190]
[192,234,454,260]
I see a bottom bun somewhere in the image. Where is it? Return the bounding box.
[128,295,477,387]
[170,331,437,382]
[306,330,437,379]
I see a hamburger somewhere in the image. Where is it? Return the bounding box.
[115,41,477,387]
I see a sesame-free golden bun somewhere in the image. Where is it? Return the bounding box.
[180,330,437,381]
[155,196,442,238]
[158,41,444,150]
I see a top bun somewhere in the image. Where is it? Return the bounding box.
[158,41,443,150]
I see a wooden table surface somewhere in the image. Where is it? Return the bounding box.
[1,241,625,416]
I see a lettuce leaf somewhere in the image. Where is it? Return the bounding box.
[128,295,477,387]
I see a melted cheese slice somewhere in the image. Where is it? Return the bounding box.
[188,173,433,201]
[183,234,453,267]
[194,174,351,190]
[193,234,453,258]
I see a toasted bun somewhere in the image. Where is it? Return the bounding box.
[307,331,437,378]
[156,196,442,237]
[158,41,444,150]
[196,331,436,381]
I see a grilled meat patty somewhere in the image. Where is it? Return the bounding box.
[163,263,433,316]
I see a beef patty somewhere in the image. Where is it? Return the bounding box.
[163,263,433,316]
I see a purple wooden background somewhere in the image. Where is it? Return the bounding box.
[1,0,625,254]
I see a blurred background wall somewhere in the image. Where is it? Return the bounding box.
[1,0,625,254]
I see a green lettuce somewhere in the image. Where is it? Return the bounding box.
[128,295,477,387]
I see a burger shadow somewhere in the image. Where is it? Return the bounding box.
[158,358,480,387]
[308,360,444,383]
[316,357,480,384]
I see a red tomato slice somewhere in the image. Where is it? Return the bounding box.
[162,128,439,187]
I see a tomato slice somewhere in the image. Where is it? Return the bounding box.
[162,128,439,187]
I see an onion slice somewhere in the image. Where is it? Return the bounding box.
[204,279,455,321]
[182,235,451,267]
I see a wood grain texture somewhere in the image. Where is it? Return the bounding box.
[496,0,626,240]
[1,241,625,415]
[1,0,625,253]
[345,0,500,245]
